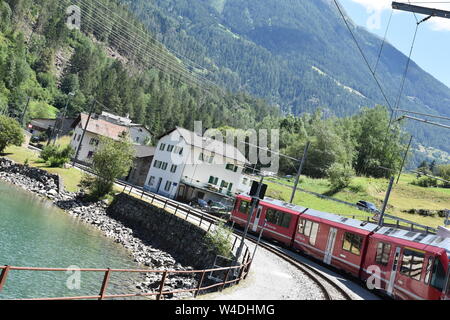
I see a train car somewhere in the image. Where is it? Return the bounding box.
[231,195,306,246]
[361,227,450,300]
[292,209,379,277]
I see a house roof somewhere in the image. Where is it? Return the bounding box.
[73,113,129,140]
[30,118,77,133]
[134,145,156,158]
[159,127,249,164]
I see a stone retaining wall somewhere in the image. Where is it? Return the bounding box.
[0,158,62,194]
[107,193,219,270]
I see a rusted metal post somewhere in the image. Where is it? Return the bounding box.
[99,268,112,300]
[236,264,245,284]
[174,204,179,215]
[232,237,238,251]
[157,271,169,300]
[221,268,231,291]
[128,186,133,195]
[0,266,11,292]
[207,222,212,233]
[186,209,190,220]
[195,271,206,297]
[199,212,204,227]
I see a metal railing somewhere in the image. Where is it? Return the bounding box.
[0,257,252,300]
[1,181,253,300]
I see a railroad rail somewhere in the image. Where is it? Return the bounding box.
[118,183,356,300]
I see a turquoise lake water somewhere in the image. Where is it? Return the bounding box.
[0,180,142,299]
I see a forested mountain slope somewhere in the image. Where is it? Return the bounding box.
[120,0,450,156]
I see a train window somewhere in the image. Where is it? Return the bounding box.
[342,232,362,256]
[303,220,312,236]
[298,219,305,234]
[375,242,391,266]
[424,257,434,285]
[430,258,446,291]
[309,222,319,246]
[400,249,425,281]
[266,209,292,228]
[239,200,251,215]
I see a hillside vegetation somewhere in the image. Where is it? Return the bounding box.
[120,0,450,166]
[266,174,449,229]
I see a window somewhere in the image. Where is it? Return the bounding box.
[424,257,434,285]
[87,151,95,159]
[430,257,446,291]
[77,134,81,142]
[309,222,319,246]
[167,145,174,152]
[243,178,248,185]
[342,233,363,256]
[375,242,391,266]
[153,160,162,168]
[297,219,319,245]
[400,249,425,281]
[199,152,213,163]
[89,138,99,146]
[220,181,229,189]
[228,183,233,191]
[164,181,172,192]
[170,165,177,173]
[226,163,238,172]
[265,209,292,228]
[161,162,168,170]
[148,176,155,186]
[208,176,219,185]
[135,137,139,143]
[159,143,166,151]
[239,200,251,215]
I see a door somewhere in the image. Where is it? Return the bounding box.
[155,177,162,193]
[387,247,401,297]
[444,266,450,300]
[323,227,337,265]
[252,206,262,232]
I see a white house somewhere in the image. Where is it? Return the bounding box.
[70,112,152,165]
[143,127,253,205]
[70,113,130,164]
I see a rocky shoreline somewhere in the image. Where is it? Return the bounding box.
[0,158,197,299]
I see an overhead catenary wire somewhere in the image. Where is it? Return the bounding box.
[73,0,213,76]
[57,0,217,93]
[333,0,394,113]
[373,9,394,74]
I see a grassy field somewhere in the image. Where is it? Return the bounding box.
[265,174,450,229]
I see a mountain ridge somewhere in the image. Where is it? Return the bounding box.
[119,0,450,156]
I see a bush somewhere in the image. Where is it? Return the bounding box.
[327,163,354,190]
[0,115,24,152]
[40,144,74,167]
[412,176,438,188]
[205,221,233,259]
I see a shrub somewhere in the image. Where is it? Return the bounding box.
[0,115,24,152]
[412,176,438,188]
[205,221,233,259]
[40,144,74,167]
[327,163,354,190]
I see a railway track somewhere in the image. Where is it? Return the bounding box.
[109,182,357,300]
[231,228,354,300]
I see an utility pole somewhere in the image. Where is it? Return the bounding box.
[379,176,395,227]
[234,175,265,265]
[72,99,96,167]
[20,96,31,128]
[53,92,75,145]
[290,141,310,203]
[396,135,413,184]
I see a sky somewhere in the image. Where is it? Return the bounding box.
[339,0,450,88]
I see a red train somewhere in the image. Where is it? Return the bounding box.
[231,194,450,300]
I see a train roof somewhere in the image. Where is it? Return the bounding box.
[258,196,379,233]
[374,227,450,257]
[303,208,380,233]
